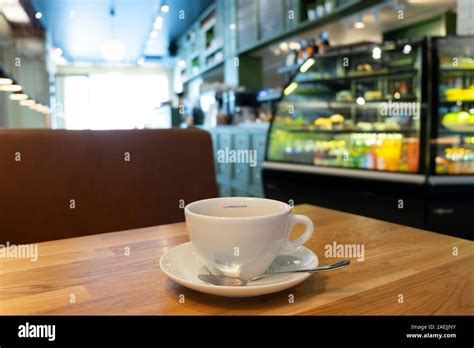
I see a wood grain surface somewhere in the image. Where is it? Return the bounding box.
[0,204,472,315]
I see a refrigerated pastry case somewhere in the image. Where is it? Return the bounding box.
[262,38,473,239]
[266,39,427,178]
[430,36,474,178]
[425,36,474,238]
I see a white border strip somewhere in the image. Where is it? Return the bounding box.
[262,161,427,184]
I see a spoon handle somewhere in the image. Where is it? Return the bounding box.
[268,260,350,275]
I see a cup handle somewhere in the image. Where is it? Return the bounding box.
[282,214,314,253]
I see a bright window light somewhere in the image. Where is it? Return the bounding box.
[61,73,170,130]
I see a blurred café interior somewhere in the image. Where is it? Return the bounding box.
[0,0,473,240]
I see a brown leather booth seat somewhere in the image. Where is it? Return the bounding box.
[0,128,218,244]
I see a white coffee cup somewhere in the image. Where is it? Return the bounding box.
[185,197,314,280]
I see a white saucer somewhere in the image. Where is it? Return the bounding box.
[160,242,318,298]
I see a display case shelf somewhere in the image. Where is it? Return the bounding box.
[296,69,417,84]
[279,98,419,109]
[439,99,474,103]
[440,68,474,72]
[283,128,419,134]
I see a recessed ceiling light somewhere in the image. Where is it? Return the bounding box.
[403,44,412,54]
[300,58,315,73]
[154,16,163,29]
[279,42,288,51]
[283,82,298,96]
[372,47,382,59]
[37,104,50,114]
[35,12,42,19]
[30,102,42,111]
[161,4,169,13]
[101,40,126,62]
[53,47,63,57]
[20,99,35,107]
[288,42,301,50]
[9,92,28,100]
[354,21,365,29]
[0,83,22,92]
[150,30,158,39]
[0,78,13,85]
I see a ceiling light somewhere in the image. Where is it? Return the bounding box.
[101,39,126,62]
[354,14,365,29]
[229,23,236,30]
[0,82,22,92]
[279,42,289,51]
[0,77,13,85]
[20,99,35,107]
[30,103,49,113]
[0,68,13,85]
[9,92,28,100]
[30,102,45,111]
[37,104,50,114]
[284,82,298,96]
[372,47,382,59]
[41,107,51,115]
[288,42,301,50]
[178,59,186,68]
[403,44,412,54]
[356,97,366,105]
[53,47,63,57]
[102,6,126,63]
[300,58,315,73]
[35,12,43,19]
[154,16,163,29]
[161,4,169,13]
[150,30,158,39]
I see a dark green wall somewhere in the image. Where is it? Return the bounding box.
[238,55,263,92]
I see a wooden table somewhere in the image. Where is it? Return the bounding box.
[1,205,472,315]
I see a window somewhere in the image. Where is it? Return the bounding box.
[62,72,170,129]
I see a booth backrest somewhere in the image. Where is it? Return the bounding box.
[0,128,218,244]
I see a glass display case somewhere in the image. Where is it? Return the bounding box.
[431,36,474,175]
[266,39,427,175]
